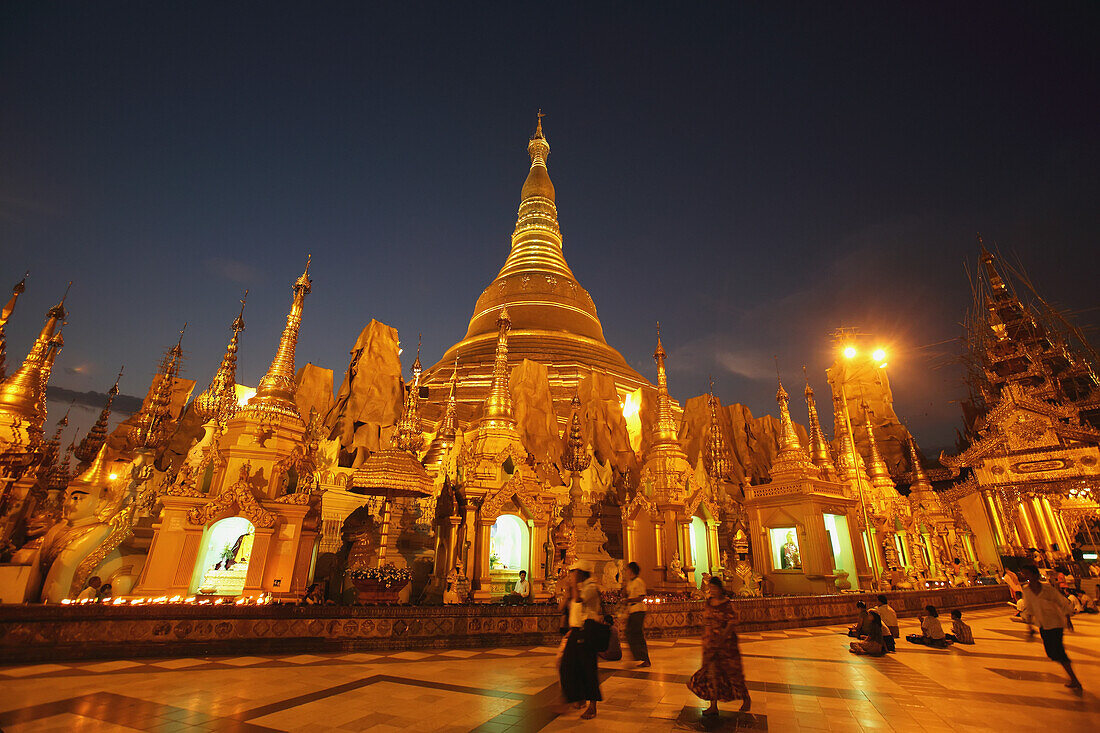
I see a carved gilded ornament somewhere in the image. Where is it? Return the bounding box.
[187,463,276,528]
[622,492,658,520]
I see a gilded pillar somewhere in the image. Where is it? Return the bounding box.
[1029,496,1054,549]
[679,521,694,573]
[981,490,1007,549]
[1041,498,1069,551]
[653,520,666,568]
[1017,500,1039,548]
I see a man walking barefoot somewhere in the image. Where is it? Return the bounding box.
[1019,564,1082,692]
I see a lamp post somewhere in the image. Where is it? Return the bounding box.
[838,343,889,591]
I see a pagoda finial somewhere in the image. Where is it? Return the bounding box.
[535,109,545,139]
[703,379,730,483]
[130,329,185,451]
[482,307,515,427]
[802,365,837,476]
[907,433,932,490]
[75,366,123,464]
[861,398,895,492]
[650,322,678,447]
[240,258,312,425]
[770,360,815,479]
[0,271,29,379]
[0,283,69,422]
[394,332,425,453]
[422,359,460,472]
[562,393,591,476]
[194,293,247,425]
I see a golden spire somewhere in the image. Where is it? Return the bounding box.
[74,366,122,464]
[862,400,896,492]
[495,112,574,280]
[650,322,679,447]
[193,292,247,425]
[703,377,730,483]
[907,434,933,493]
[0,282,68,422]
[770,362,814,478]
[481,307,515,427]
[241,257,311,425]
[39,403,71,474]
[49,438,75,492]
[562,394,591,475]
[28,327,65,446]
[130,327,185,451]
[423,359,459,470]
[0,271,29,380]
[803,366,837,477]
[831,389,866,482]
[394,334,425,453]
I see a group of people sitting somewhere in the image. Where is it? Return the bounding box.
[847,595,973,656]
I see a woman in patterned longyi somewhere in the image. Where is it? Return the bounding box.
[687,576,751,716]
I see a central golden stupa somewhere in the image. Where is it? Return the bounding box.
[420,116,652,420]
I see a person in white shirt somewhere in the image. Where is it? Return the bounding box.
[559,560,603,719]
[505,570,531,604]
[622,561,651,666]
[1019,564,1082,691]
[875,595,899,652]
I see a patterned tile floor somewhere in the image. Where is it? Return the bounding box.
[1,608,1098,731]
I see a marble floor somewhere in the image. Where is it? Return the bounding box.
[0,607,1097,732]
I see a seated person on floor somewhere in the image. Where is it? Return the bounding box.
[847,601,874,638]
[503,570,532,604]
[874,594,900,652]
[945,609,974,644]
[849,610,887,656]
[906,605,948,648]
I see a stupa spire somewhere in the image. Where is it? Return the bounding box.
[496,112,574,280]
[242,257,311,425]
[75,366,122,464]
[651,322,679,447]
[907,433,933,492]
[703,377,730,483]
[423,359,460,471]
[803,366,837,477]
[0,271,29,380]
[0,282,69,422]
[862,400,896,493]
[194,292,247,425]
[482,308,515,426]
[129,326,185,451]
[394,333,425,453]
[770,362,815,479]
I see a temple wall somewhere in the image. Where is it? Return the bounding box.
[0,584,1009,664]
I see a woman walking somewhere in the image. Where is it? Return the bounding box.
[559,560,603,719]
[688,576,751,716]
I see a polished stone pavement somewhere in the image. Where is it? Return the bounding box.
[0,607,1097,732]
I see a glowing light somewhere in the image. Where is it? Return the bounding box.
[878,363,888,369]
[842,346,857,359]
[872,348,887,363]
[235,384,257,408]
[621,392,639,419]
[108,473,118,480]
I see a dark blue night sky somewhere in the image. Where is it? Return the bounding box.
[2,2,1097,450]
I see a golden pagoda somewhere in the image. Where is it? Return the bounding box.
[420,116,652,422]
[0,272,28,381]
[803,368,838,481]
[74,367,123,465]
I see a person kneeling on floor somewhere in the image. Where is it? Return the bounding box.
[906,605,948,648]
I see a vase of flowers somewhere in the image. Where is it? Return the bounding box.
[349,563,412,603]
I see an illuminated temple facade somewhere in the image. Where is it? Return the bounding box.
[1,124,1098,605]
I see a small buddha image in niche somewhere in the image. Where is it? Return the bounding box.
[769,526,802,570]
[781,530,802,569]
